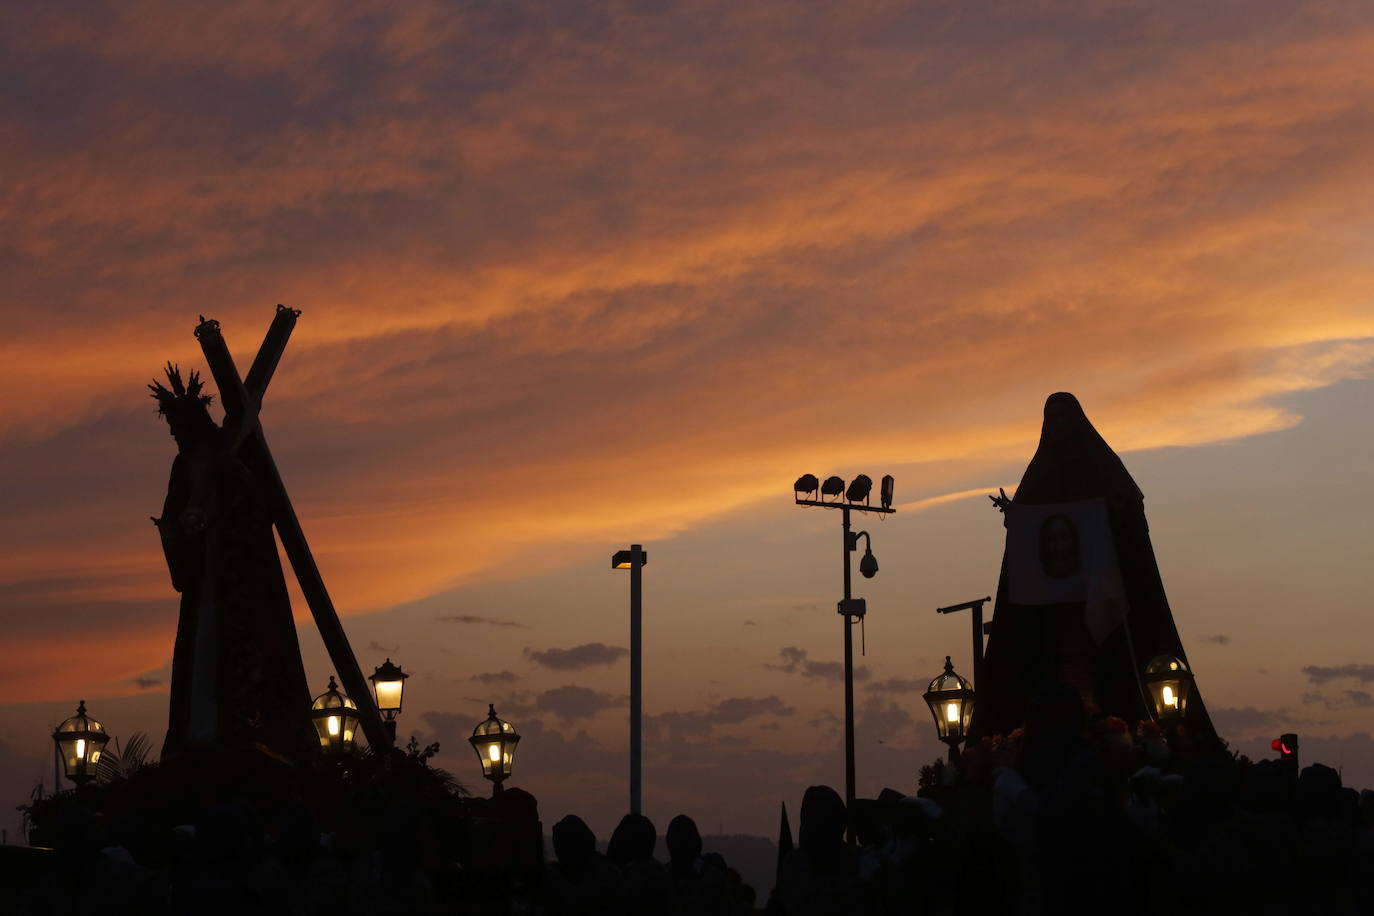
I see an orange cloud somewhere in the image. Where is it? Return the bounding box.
[3,0,1374,708]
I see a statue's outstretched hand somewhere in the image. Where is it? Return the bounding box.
[988,487,1012,513]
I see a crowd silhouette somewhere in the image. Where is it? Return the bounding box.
[10,681,1374,914]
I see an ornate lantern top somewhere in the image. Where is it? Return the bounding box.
[312,676,357,712]
[54,701,107,740]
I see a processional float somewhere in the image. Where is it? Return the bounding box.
[152,307,388,761]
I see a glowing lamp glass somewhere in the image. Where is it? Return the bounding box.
[1143,655,1194,722]
[369,658,409,720]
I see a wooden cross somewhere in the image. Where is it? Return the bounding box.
[194,307,390,751]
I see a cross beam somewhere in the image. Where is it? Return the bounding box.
[195,308,391,752]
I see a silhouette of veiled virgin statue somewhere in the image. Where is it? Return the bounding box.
[975,392,1214,740]
[150,365,314,762]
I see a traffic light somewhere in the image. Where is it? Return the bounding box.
[1272,732,1299,779]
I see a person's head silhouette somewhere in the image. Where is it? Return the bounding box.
[607,813,657,867]
[552,815,596,870]
[799,785,846,858]
[666,814,702,871]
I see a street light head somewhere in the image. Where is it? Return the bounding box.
[820,476,845,499]
[846,475,873,504]
[470,703,521,794]
[793,474,819,498]
[311,676,360,753]
[881,475,895,509]
[369,658,409,721]
[52,700,110,786]
[859,547,878,579]
[612,546,647,569]
[1143,655,1194,723]
[923,657,975,748]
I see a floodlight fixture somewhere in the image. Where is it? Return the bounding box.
[881,475,894,510]
[845,475,872,504]
[793,474,819,498]
[612,547,647,569]
[820,476,845,499]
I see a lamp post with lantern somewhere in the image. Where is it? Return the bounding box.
[311,676,360,753]
[52,701,110,786]
[611,544,647,816]
[470,704,521,796]
[923,657,975,762]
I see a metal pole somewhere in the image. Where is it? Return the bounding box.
[971,603,984,690]
[840,509,855,842]
[630,544,643,816]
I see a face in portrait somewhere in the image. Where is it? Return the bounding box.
[1039,514,1080,578]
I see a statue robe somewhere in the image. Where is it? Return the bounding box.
[157,438,315,762]
[971,393,1215,739]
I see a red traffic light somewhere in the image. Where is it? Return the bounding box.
[1271,737,1292,755]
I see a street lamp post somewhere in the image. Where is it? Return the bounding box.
[793,473,895,838]
[935,597,992,690]
[612,545,647,815]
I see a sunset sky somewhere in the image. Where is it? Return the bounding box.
[3,0,1374,843]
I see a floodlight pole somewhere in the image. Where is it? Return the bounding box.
[840,506,855,836]
[794,495,895,844]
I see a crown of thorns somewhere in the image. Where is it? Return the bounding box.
[148,363,213,417]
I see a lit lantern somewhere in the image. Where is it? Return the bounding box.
[369,659,408,741]
[52,701,110,786]
[469,704,520,795]
[1144,655,1194,722]
[923,657,975,760]
[311,676,359,753]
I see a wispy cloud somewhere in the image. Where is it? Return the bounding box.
[470,671,519,685]
[437,615,526,628]
[525,643,629,671]
[767,646,870,682]
[1302,664,1374,684]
